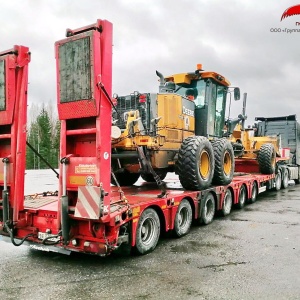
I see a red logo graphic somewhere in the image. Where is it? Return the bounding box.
[281,4,300,21]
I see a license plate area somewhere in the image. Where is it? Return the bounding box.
[38,232,59,242]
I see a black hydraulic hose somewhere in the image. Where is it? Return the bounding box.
[26,141,59,178]
[5,222,34,246]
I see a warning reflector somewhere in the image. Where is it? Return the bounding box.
[74,186,101,219]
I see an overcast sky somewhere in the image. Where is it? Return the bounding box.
[1,0,300,124]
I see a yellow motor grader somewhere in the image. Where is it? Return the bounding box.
[224,93,280,175]
[111,64,279,192]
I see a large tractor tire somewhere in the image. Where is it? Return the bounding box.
[141,170,167,182]
[111,170,140,186]
[211,138,234,185]
[258,143,276,174]
[177,136,214,190]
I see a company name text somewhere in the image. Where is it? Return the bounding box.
[270,28,300,33]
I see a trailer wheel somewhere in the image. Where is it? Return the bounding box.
[237,184,247,209]
[281,169,289,189]
[274,171,282,191]
[200,192,215,225]
[111,170,140,186]
[222,189,233,216]
[134,208,160,255]
[258,144,276,174]
[249,181,258,204]
[177,136,214,190]
[141,170,167,182]
[212,138,234,185]
[173,199,193,237]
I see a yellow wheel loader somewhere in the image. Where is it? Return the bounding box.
[224,93,281,175]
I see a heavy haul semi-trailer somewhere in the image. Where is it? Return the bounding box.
[0,20,285,256]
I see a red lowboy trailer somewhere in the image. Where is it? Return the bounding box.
[0,21,280,256]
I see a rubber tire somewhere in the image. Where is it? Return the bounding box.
[237,184,247,209]
[258,144,276,174]
[281,169,289,189]
[134,208,160,255]
[177,136,214,190]
[173,199,193,237]
[222,189,233,216]
[212,138,235,185]
[274,171,282,191]
[200,192,215,225]
[111,170,140,186]
[249,181,258,204]
[141,170,167,182]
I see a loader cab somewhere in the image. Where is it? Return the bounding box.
[165,68,230,138]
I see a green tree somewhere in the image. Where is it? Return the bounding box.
[51,119,61,168]
[26,122,39,169]
[26,104,60,169]
[37,107,52,169]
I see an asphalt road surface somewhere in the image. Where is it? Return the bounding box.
[0,183,300,300]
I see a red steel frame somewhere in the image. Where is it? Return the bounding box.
[0,46,30,224]
[56,19,113,218]
[0,22,276,257]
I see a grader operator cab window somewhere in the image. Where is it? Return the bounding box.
[194,79,206,108]
[206,82,227,137]
[0,60,5,111]
[215,85,227,137]
[194,79,228,138]
[174,79,206,106]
